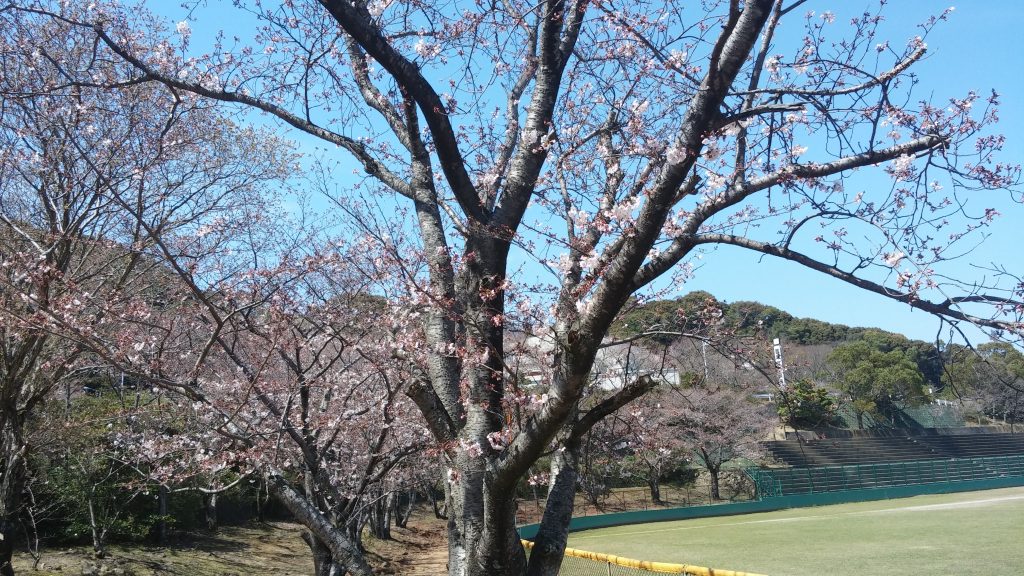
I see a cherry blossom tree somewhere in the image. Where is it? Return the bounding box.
[0,12,296,575]
[615,395,692,505]
[6,1,1024,575]
[673,385,774,500]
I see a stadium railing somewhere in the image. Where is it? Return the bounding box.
[748,453,1024,497]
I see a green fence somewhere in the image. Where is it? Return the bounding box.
[518,454,1024,575]
[749,454,1024,497]
[520,456,1024,540]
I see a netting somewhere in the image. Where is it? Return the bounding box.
[522,540,767,576]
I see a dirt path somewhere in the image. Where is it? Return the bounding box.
[365,516,449,575]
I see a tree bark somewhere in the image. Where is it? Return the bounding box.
[445,467,528,576]
[709,468,721,501]
[266,472,372,576]
[204,492,218,532]
[428,485,447,519]
[395,491,413,528]
[0,415,25,576]
[648,477,662,505]
[525,445,579,576]
[301,531,338,576]
[156,484,169,545]
[87,497,106,559]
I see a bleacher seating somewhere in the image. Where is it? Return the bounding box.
[914,433,1024,459]
[764,433,1024,468]
[753,433,1024,497]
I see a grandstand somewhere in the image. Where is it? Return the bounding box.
[754,431,1024,497]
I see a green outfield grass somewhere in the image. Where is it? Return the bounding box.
[565,486,1024,576]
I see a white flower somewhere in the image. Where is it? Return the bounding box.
[461,441,483,458]
[554,253,573,274]
[883,251,905,267]
[367,0,387,17]
[704,170,727,191]
[486,431,509,451]
[666,144,688,165]
[175,21,191,36]
[414,39,440,58]
[581,251,601,271]
[529,393,549,408]
[887,154,915,181]
[609,196,640,221]
[791,144,808,157]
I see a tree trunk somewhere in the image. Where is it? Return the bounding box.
[648,476,662,505]
[204,492,218,532]
[347,513,367,553]
[445,466,527,576]
[301,531,339,576]
[368,494,392,540]
[428,484,447,519]
[156,484,169,545]
[266,472,372,576]
[709,468,721,501]
[0,517,15,576]
[395,491,414,528]
[525,445,578,576]
[87,497,105,559]
[254,477,266,523]
[0,416,26,576]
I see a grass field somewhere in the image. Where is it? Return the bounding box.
[565,486,1024,576]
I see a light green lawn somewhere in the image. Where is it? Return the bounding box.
[565,486,1024,576]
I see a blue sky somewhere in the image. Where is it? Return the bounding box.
[678,2,1024,344]
[156,1,1023,345]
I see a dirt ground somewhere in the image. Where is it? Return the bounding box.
[14,515,449,576]
[14,489,705,576]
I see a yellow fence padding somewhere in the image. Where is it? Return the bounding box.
[522,539,769,576]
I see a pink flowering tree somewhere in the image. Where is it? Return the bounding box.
[616,397,693,505]
[674,385,775,500]
[96,226,435,576]
[0,11,295,575]
[6,1,1024,575]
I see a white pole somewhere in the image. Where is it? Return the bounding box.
[773,338,787,390]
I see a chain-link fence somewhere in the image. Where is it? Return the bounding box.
[518,472,757,525]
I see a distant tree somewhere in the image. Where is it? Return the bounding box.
[827,340,928,429]
[610,292,723,344]
[674,386,774,500]
[946,343,1024,431]
[614,391,693,505]
[34,395,156,559]
[777,379,838,429]
[723,301,792,336]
